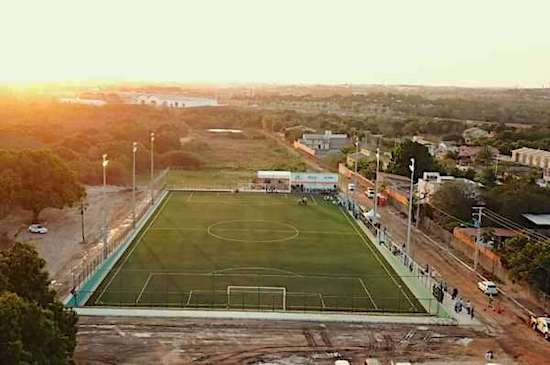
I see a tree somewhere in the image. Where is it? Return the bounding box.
[483,179,550,223]
[478,167,496,187]
[499,236,550,293]
[357,157,377,180]
[0,243,78,364]
[0,242,55,306]
[476,145,494,166]
[429,181,479,230]
[387,140,439,181]
[10,150,85,222]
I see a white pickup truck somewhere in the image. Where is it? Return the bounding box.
[530,316,550,340]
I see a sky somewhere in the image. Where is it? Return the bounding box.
[1,0,550,87]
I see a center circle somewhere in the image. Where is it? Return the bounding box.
[207,220,299,243]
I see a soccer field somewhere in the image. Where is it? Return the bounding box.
[87,191,424,313]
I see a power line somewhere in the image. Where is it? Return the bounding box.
[483,209,550,242]
[427,202,475,227]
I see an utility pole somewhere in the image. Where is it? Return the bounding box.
[80,199,87,243]
[405,158,415,256]
[102,154,109,258]
[473,206,484,272]
[150,132,155,206]
[132,142,138,228]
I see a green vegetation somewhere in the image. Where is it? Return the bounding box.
[88,192,423,313]
[386,140,440,181]
[428,181,478,230]
[498,236,550,294]
[0,150,85,222]
[0,242,77,364]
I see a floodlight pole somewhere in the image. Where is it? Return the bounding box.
[373,147,380,219]
[132,142,138,228]
[405,158,415,256]
[102,154,109,258]
[150,132,155,206]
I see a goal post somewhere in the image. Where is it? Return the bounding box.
[227,286,287,310]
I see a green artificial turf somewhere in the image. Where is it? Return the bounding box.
[87,191,424,313]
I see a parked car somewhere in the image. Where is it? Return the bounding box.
[365,188,375,199]
[477,280,498,296]
[347,183,355,192]
[28,224,48,234]
[530,315,550,340]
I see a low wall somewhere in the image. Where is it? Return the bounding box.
[419,218,507,281]
[293,140,316,156]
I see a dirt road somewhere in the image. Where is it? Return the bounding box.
[351,191,550,365]
[0,185,146,297]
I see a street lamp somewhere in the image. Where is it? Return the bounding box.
[150,132,155,205]
[102,154,109,257]
[373,147,380,220]
[405,157,415,256]
[132,142,138,228]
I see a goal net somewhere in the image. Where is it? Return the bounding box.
[227,286,287,310]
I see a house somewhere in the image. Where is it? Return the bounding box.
[133,94,219,108]
[454,227,518,248]
[522,214,550,236]
[511,147,550,184]
[435,141,459,159]
[417,172,478,201]
[462,127,492,145]
[457,145,498,166]
[297,131,350,157]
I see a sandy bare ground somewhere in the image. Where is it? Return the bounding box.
[74,316,516,365]
[0,185,147,297]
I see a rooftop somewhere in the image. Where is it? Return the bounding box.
[522,214,550,226]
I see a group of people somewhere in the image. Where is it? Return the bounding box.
[449,287,475,319]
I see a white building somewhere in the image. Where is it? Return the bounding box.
[254,171,338,192]
[417,172,478,201]
[59,97,106,106]
[511,147,550,184]
[133,94,219,108]
[290,172,339,191]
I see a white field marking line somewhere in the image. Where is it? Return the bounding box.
[319,293,326,309]
[147,271,382,283]
[186,192,194,202]
[211,266,299,276]
[339,208,416,310]
[186,290,193,306]
[95,194,170,304]
[135,273,152,304]
[149,227,357,236]
[358,278,379,310]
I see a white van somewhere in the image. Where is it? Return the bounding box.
[477,280,498,296]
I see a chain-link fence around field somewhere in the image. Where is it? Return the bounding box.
[69,169,169,297]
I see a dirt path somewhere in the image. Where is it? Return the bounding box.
[75,316,514,365]
[350,191,550,365]
[0,185,147,298]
